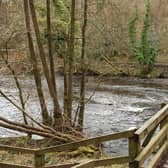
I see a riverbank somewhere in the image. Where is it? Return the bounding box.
[0,51,168,78]
[87,60,168,78]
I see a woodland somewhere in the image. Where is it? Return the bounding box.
[0,0,168,167]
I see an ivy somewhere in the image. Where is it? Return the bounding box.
[129,7,138,57]
[129,0,157,73]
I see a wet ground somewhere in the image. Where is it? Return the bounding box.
[0,75,168,156]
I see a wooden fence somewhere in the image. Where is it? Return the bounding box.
[0,105,167,168]
[134,104,168,168]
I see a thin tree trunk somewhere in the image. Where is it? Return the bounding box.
[29,0,63,127]
[78,0,88,130]
[46,0,62,127]
[23,0,50,125]
[64,44,68,115]
[46,0,57,94]
[67,0,76,125]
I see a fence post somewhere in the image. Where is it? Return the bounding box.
[160,117,168,129]
[129,134,140,168]
[34,152,45,168]
[160,116,168,146]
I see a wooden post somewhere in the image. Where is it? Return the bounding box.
[160,117,168,129]
[129,134,140,168]
[34,152,45,168]
[160,116,168,146]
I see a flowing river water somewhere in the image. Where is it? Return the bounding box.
[0,75,168,156]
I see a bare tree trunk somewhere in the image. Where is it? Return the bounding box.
[29,0,63,128]
[67,0,76,125]
[46,0,62,127]
[78,0,88,130]
[23,0,50,125]
[46,0,57,95]
[64,43,68,115]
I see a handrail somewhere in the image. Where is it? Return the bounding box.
[0,144,37,154]
[135,123,168,166]
[72,156,130,168]
[44,162,79,168]
[147,141,168,168]
[0,129,136,168]
[38,129,136,154]
[135,104,168,140]
[0,163,33,168]
[133,104,168,168]
[0,129,136,154]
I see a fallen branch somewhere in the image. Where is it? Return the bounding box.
[0,121,70,143]
[0,89,51,131]
[0,90,82,143]
[0,116,79,143]
[0,117,51,134]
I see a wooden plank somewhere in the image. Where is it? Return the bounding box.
[72,156,130,168]
[0,145,37,154]
[135,123,168,166]
[147,141,168,168]
[0,163,33,168]
[39,129,136,154]
[142,126,157,147]
[135,104,168,140]
[34,153,45,168]
[129,134,139,168]
[160,117,168,147]
[44,162,79,168]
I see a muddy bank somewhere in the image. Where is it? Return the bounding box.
[0,53,168,78]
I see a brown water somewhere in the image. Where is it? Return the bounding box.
[0,75,168,155]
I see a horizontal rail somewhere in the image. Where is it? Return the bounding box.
[147,141,168,168]
[135,123,168,166]
[0,163,33,168]
[0,145,37,154]
[135,104,168,140]
[72,156,130,168]
[38,129,136,154]
[44,162,79,168]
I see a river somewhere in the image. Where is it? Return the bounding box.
[0,75,168,156]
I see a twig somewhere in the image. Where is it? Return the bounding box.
[0,121,68,142]
[0,89,49,131]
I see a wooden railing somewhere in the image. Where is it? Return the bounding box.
[0,129,136,168]
[133,104,168,168]
[0,104,167,168]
